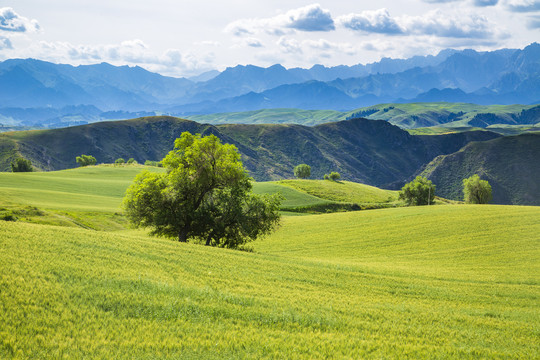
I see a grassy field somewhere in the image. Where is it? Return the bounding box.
[1,205,539,358]
[0,166,539,358]
[278,179,399,205]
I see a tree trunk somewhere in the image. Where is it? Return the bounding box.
[178,228,188,242]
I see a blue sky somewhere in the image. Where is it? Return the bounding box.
[0,0,538,77]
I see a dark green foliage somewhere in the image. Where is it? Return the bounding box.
[399,176,435,206]
[422,133,540,205]
[293,164,311,179]
[115,158,125,165]
[463,174,492,204]
[123,132,282,248]
[11,158,33,172]
[126,158,137,164]
[76,155,97,167]
[324,172,340,181]
[0,211,17,221]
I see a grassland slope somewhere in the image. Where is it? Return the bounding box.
[0,116,500,189]
[1,204,538,358]
[422,133,540,205]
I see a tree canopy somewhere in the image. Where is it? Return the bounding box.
[11,158,33,172]
[76,155,97,167]
[399,176,435,206]
[294,164,311,179]
[123,132,282,248]
[324,172,341,181]
[463,174,492,204]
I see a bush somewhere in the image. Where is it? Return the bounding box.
[294,164,311,179]
[0,211,17,222]
[463,174,492,204]
[127,158,137,165]
[144,160,163,167]
[399,176,435,206]
[76,155,97,167]
[324,172,341,181]
[11,158,33,172]
[115,158,125,165]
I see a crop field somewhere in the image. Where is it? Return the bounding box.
[0,166,539,358]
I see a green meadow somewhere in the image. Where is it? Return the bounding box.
[0,166,539,358]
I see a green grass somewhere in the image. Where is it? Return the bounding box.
[1,165,539,358]
[278,179,399,205]
[252,182,331,209]
[0,165,157,212]
[1,205,539,358]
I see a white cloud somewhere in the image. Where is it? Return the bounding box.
[0,36,12,49]
[473,0,499,6]
[338,9,404,34]
[506,0,540,12]
[244,37,263,47]
[527,14,540,27]
[303,39,357,55]
[402,10,497,38]
[0,7,40,33]
[18,39,214,77]
[340,8,502,39]
[277,37,303,54]
[225,3,334,36]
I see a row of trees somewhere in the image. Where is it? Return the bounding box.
[399,174,492,205]
[293,164,341,181]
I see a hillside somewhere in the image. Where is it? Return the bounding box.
[421,133,540,205]
[0,116,501,189]
[1,205,538,358]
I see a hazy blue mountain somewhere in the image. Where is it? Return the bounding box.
[0,43,538,125]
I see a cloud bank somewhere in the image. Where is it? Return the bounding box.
[0,7,40,33]
[225,4,334,36]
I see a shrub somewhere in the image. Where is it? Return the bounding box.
[324,172,341,181]
[115,158,125,165]
[127,158,137,165]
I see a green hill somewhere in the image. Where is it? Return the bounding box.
[187,103,540,131]
[0,116,500,189]
[421,133,540,205]
[1,204,538,358]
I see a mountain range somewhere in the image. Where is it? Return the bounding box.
[0,43,538,128]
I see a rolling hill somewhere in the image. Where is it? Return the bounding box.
[421,133,540,205]
[1,204,538,358]
[0,116,501,189]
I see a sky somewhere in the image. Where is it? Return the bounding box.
[0,0,538,77]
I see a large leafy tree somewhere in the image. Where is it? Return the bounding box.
[463,174,492,204]
[123,132,282,248]
[399,176,435,206]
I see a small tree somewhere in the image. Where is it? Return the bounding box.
[123,132,282,248]
[294,164,311,179]
[463,174,492,204]
[127,158,137,165]
[115,158,125,165]
[399,176,435,206]
[76,154,97,167]
[324,172,340,181]
[11,158,33,172]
